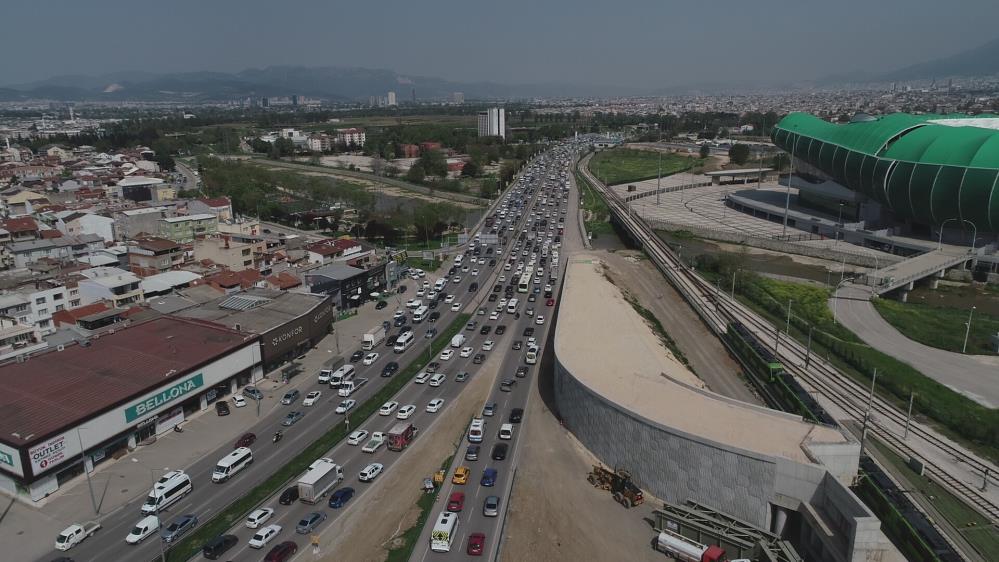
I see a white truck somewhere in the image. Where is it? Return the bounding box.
[338,377,369,397]
[318,356,345,384]
[450,334,466,348]
[361,432,387,453]
[297,458,344,504]
[54,521,101,551]
[362,326,386,350]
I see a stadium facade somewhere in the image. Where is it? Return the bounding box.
[772,112,999,235]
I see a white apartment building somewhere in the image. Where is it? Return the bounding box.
[77,267,144,308]
[0,279,82,334]
[336,128,366,147]
[387,91,397,106]
[477,107,506,138]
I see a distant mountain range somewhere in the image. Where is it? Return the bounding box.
[0,65,644,102]
[882,37,999,81]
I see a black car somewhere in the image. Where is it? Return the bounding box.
[489,259,496,266]
[469,282,478,292]
[491,443,509,460]
[385,335,398,348]
[493,284,502,293]
[465,321,477,331]
[544,290,553,299]
[512,340,523,350]
[509,408,524,423]
[350,350,364,362]
[398,285,407,293]
[215,400,230,416]
[488,294,498,302]
[448,266,457,275]
[480,325,491,335]
[495,325,507,335]
[279,486,300,505]
[500,378,517,392]
[515,366,528,378]
[375,300,388,310]
[428,311,441,323]
[523,327,535,337]
[202,534,238,560]
[528,293,537,302]
[465,444,480,461]
[381,362,399,377]
[425,328,437,338]
[394,316,406,327]
[473,354,485,364]
[428,299,439,310]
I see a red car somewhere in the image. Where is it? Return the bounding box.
[235,432,256,448]
[264,541,298,562]
[447,491,465,512]
[467,532,485,556]
[545,298,554,307]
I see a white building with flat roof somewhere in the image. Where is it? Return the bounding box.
[477,107,505,138]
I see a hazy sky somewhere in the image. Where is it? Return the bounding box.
[6,0,999,87]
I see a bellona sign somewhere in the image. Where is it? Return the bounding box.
[124,374,204,422]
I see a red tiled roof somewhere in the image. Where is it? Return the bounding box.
[198,196,231,208]
[201,268,262,289]
[1,217,38,233]
[51,302,110,327]
[266,271,301,289]
[0,316,257,447]
[40,230,63,239]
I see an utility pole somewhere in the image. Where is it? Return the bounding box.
[804,326,814,369]
[903,392,914,439]
[860,368,878,457]
[782,134,798,237]
[786,299,793,334]
[656,138,663,206]
[963,305,976,353]
[76,427,98,515]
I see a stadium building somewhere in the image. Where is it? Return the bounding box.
[772,112,999,239]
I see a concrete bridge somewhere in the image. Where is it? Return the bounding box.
[858,248,975,299]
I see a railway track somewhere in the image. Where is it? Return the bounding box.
[577,154,999,524]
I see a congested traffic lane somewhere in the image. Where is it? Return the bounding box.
[53,181,525,562]
[411,147,577,561]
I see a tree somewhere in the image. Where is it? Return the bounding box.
[480,178,498,199]
[698,144,711,159]
[460,160,479,177]
[728,144,750,165]
[406,163,426,184]
[417,149,448,179]
[371,156,384,177]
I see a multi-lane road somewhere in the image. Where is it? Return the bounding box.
[48,144,578,562]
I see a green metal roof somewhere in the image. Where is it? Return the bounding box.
[772,112,999,232]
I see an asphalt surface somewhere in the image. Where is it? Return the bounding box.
[46,147,569,562]
[408,149,577,561]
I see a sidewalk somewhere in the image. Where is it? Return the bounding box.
[0,298,399,562]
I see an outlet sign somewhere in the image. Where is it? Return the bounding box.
[124,374,204,422]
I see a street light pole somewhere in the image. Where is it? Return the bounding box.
[836,202,844,246]
[786,299,793,334]
[963,305,976,353]
[132,458,168,562]
[804,325,814,369]
[75,427,98,516]
[782,134,798,237]
[860,368,878,457]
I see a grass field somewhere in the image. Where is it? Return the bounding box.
[873,298,999,355]
[588,148,700,185]
[384,453,455,562]
[870,438,999,560]
[575,170,615,236]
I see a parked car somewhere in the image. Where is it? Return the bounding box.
[359,463,384,482]
[426,398,445,413]
[232,395,247,408]
[455,371,470,382]
[381,362,399,377]
[248,524,281,549]
[282,411,304,426]
[350,350,365,362]
[447,492,465,512]
[246,507,275,529]
[295,512,327,534]
[280,390,300,405]
[160,514,198,543]
[375,300,388,309]
[481,468,498,487]
[347,430,368,446]
[491,443,508,461]
[509,408,524,423]
[302,391,322,406]
[452,466,471,485]
[483,402,497,416]
[396,405,417,419]
[278,487,299,505]
[242,386,263,401]
[467,532,486,556]
[263,540,297,562]
[215,401,230,416]
[201,534,238,560]
[483,495,500,517]
[465,445,480,462]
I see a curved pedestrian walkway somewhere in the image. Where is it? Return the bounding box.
[831,283,999,408]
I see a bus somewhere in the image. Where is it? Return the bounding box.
[517,271,532,293]
[141,470,192,514]
[394,331,416,353]
[430,511,460,553]
[506,298,519,314]
[212,447,253,483]
[412,305,429,323]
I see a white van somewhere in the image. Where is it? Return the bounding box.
[212,447,253,483]
[125,515,159,545]
[450,334,466,348]
[454,254,464,266]
[506,298,519,314]
[394,331,416,353]
[329,364,356,388]
[499,423,514,440]
[412,305,429,323]
[467,418,485,443]
[140,470,192,514]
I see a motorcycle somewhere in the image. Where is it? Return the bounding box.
[272,431,283,443]
[173,425,183,433]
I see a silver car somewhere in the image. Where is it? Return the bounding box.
[296,511,327,534]
[160,513,198,543]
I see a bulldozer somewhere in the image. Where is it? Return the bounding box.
[587,465,645,508]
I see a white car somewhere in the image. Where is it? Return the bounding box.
[414,371,432,384]
[347,429,369,445]
[451,302,462,312]
[394,310,406,319]
[482,340,495,351]
[536,315,545,325]
[499,298,508,308]
[545,284,553,292]
[232,395,247,408]
[335,399,356,414]
[429,372,446,387]
[379,401,399,415]
[245,507,275,529]
[461,265,470,272]
[445,294,456,303]
[498,275,506,282]
[416,289,425,297]
[504,263,512,271]
[471,269,479,277]
[459,346,474,358]
[248,524,281,549]
[478,258,486,265]
[359,463,384,482]
[396,404,417,419]
[426,398,445,413]
[406,299,421,309]
[362,352,379,365]
[125,515,159,545]
[439,349,455,361]
[303,391,322,406]
[489,311,500,321]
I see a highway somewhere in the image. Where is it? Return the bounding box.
[43,146,571,562]
[407,148,579,561]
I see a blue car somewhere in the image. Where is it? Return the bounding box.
[328,487,355,508]
[481,468,498,487]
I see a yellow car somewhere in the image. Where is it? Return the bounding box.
[452,466,471,485]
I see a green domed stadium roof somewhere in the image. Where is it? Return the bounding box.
[772,112,999,232]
